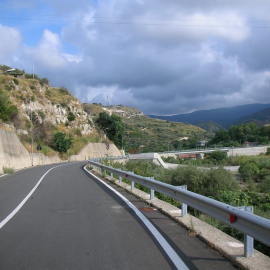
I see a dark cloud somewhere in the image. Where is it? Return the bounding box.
[1,0,270,114]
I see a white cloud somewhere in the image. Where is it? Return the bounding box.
[24,29,82,69]
[0,25,21,63]
[1,0,270,115]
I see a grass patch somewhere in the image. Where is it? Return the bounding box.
[68,135,101,156]
[3,167,15,174]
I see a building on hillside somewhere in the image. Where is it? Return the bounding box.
[4,69,24,78]
[178,153,202,160]
[243,141,258,147]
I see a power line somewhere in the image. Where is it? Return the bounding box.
[1,16,270,29]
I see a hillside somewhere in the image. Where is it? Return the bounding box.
[149,103,270,128]
[84,104,205,153]
[0,65,103,158]
[239,108,270,125]
[0,65,205,157]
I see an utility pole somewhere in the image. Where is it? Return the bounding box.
[29,98,34,166]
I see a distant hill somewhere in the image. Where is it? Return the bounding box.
[239,108,270,125]
[86,104,205,153]
[195,121,223,133]
[149,103,270,128]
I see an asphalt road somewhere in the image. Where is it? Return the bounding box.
[0,162,237,270]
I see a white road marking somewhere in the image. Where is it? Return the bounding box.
[0,164,63,230]
[0,174,7,178]
[84,166,189,270]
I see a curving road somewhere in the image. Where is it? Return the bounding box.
[0,162,237,270]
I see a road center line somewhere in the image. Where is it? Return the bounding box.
[83,165,189,270]
[0,164,63,230]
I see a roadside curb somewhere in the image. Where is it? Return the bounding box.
[90,168,270,270]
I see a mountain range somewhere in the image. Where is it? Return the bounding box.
[149,103,270,128]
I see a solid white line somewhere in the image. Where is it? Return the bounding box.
[0,174,7,178]
[0,164,63,230]
[83,166,189,270]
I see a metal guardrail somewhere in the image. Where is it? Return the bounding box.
[89,159,270,257]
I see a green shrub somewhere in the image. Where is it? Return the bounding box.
[206,151,227,164]
[38,110,45,120]
[259,176,270,193]
[13,78,19,85]
[203,168,239,197]
[239,161,260,181]
[170,166,238,198]
[39,78,49,86]
[24,73,33,79]
[3,167,15,174]
[4,85,13,91]
[67,112,76,122]
[96,112,124,148]
[0,90,18,121]
[216,191,250,206]
[51,132,73,153]
[59,87,70,95]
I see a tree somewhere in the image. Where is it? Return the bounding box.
[206,151,227,164]
[52,132,72,153]
[209,123,270,146]
[239,161,260,181]
[96,112,124,148]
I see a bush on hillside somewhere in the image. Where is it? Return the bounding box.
[67,112,76,122]
[39,78,49,85]
[51,132,73,153]
[239,161,260,181]
[96,112,124,148]
[206,151,227,163]
[170,166,238,198]
[0,90,18,121]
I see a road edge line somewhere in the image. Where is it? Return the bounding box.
[83,165,189,270]
[0,164,63,230]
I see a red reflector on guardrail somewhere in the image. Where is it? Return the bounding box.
[229,214,237,223]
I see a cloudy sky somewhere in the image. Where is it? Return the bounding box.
[1,0,270,114]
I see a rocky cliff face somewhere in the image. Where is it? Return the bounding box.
[0,74,94,136]
[83,103,144,118]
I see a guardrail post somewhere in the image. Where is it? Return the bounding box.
[178,185,188,217]
[110,172,113,179]
[237,206,254,257]
[131,181,135,190]
[149,177,155,200]
[150,189,155,200]
[119,176,122,183]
